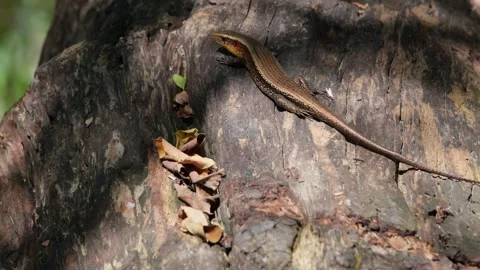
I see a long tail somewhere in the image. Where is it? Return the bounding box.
[355,135,476,183]
[321,113,477,184]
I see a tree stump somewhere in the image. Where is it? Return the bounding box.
[1,0,480,268]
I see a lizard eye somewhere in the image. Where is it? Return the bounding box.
[220,37,227,43]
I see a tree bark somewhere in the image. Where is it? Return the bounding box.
[1,0,480,269]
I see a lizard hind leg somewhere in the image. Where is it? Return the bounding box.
[294,75,334,105]
[270,93,311,118]
[294,75,311,90]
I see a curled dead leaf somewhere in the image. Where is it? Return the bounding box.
[190,168,225,191]
[179,207,223,243]
[155,132,225,245]
[157,137,216,170]
[176,104,194,119]
[173,91,189,105]
[181,218,205,237]
[175,184,213,214]
[189,171,207,183]
[175,128,199,148]
[204,221,224,243]
[181,154,217,170]
[180,206,209,226]
[161,160,184,174]
[179,206,208,238]
[155,138,166,159]
[155,137,189,161]
[179,133,206,156]
[179,206,208,239]
[202,174,223,191]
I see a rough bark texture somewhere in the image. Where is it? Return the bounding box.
[1,0,480,269]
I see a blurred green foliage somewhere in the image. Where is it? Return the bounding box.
[0,0,55,118]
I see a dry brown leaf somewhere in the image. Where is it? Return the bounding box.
[204,221,224,243]
[202,174,222,190]
[176,105,194,119]
[173,91,189,105]
[181,154,216,170]
[205,194,220,203]
[155,138,167,159]
[175,184,212,214]
[157,137,216,171]
[180,206,209,226]
[155,137,189,161]
[194,184,217,199]
[175,128,199,148]
[156,130,225,244]
[179,207,223,243]
[161,160,184,174]
[181,218,205,237]
[179,133,206,156]
[179,206,209,239]
[189,171,205,183]
[190,168,225,190]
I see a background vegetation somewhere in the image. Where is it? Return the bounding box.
[0,0,55,118]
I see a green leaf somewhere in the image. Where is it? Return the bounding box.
[172,74,186,90]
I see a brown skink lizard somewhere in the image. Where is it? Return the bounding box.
[212,30,477,184]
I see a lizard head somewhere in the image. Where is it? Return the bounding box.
[212,30,249,59]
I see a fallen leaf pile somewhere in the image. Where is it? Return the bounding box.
[155,128,225,243]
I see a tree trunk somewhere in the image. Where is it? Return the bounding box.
[1,0,480,269]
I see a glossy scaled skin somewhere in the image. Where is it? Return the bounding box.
[212,30,476,183]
